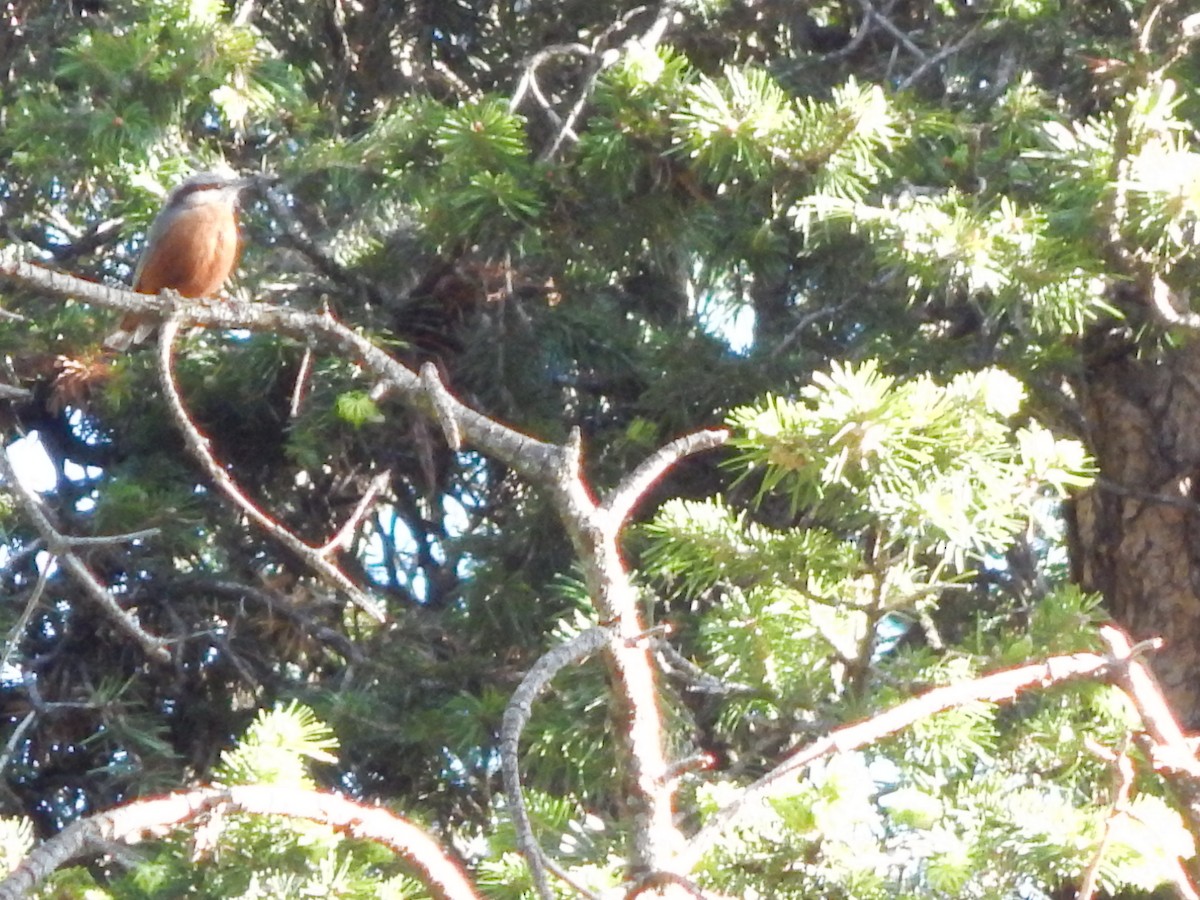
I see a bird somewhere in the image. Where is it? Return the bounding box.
[103,171,257,351]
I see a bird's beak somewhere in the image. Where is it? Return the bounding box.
[235,174,277,195]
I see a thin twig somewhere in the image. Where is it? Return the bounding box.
[1,551,51,671]
[816,0,876,62]
[861,0,927,62]
[155,315,387,622]
[509,43,592,116]
[1078,734,1136,900]
[290,345,315,419]
[656,640,755,696]
[897,21,984,91]
[317,470,392,555]
[58,528,160,547]
[0,710,35,779]
[539,57,605,162]
[770,300,849,359]
[538,2,681,162]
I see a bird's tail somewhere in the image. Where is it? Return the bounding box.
[103,316,157,351]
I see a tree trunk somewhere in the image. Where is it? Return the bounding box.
[1072,343,1200,726]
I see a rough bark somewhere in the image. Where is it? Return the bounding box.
[1072,343,1200,726]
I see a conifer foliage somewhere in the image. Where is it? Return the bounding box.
[2,0,1200,897]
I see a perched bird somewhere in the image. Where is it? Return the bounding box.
[104,171,257,351]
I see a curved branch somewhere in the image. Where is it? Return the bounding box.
[532,2,682,162]
[601,428,728,529]
[500,626,611,900]
[155,314,387,622]
[0,784,480,900]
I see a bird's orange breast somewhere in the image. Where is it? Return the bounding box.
[133,202,241,297]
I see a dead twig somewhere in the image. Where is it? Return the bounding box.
[1078,735,1137,900]
[318,470,393,555]
[897,21,984,91]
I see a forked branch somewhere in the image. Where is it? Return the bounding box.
[0,437,170,662]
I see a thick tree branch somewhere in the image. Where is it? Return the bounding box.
[0,437,170,663]
[0,785,480,900]
[1,261,564,478]
[155,314,387,622]
[545,434,689,890]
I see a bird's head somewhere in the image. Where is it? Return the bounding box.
[164,171,272,212]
